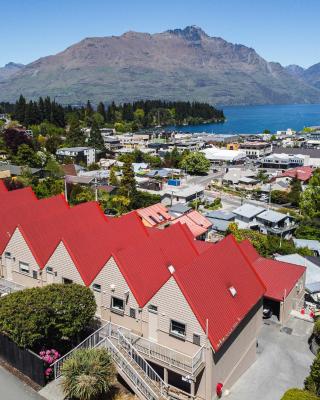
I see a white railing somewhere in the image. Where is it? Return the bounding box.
[116,329,168,397]
[52,323,109,379]
[104,337,160,400]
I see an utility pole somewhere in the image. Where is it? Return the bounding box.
[94,176,98,202]
[64,177,68,202]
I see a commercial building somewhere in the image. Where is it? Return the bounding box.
[259,153,308,169]
[239,142,272,159]
[201,147,247,165]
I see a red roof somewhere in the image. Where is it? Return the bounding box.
[239,240,305,301]
[137,203,172,226]
[0,187,267,351]
[174,235,266,351]
[0,180,7,192]
[277,166,314,182]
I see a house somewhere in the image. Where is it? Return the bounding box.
[0,163,42,177]
[137,203,172,227]
[239,241,305,323]
[171,210,212,240]
[103,136,122,152]
[222,168,257,185]
[256,210,296,239]
[232,204,266,229]
[162,185,204,206]
[293,239,320,257]
[56,147,96,166]
[0,184,266,398]
[272,166,314,186]
[205,210,235,233]
[239,142,272,159]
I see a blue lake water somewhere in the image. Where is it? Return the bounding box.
[172,104,320,134]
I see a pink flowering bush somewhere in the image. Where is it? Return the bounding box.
[39,349,60,378]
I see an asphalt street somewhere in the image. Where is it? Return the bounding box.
[0,365,44,400]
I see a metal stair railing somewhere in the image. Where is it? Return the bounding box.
[103,337,160,400]
[116,328,169,398]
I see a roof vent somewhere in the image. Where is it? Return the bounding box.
[168,265,175,274]
[229,286,237,297]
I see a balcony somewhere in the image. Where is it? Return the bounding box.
[104,322,205,376]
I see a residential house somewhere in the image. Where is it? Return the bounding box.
[205,210,235,234]
[256,210,296,239]
[293,239,320,257]
[272,166,314,187]
[0,184,267,399]
[232,204,266,229]
[162,185,204,206]
[56,147,96,166]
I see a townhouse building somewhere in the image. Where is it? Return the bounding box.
[0,182,305,400]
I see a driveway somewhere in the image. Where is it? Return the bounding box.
[226,317,315,400]
[0,365,44,400]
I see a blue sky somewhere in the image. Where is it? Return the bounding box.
[1,0,319,68]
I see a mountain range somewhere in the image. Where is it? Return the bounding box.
[1,26,320,106]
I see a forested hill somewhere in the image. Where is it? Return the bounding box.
[0,96,224,130]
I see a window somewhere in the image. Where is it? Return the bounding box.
[170,320,186,338]
[193,334,201,346]
[46,266,54,275]
[92,283,101,292]
[32,270,38,279]
[111,297,124,314]
[5,252,11,259]
[63,277,73,284]
[148,304,158,313]
[130,308,136,319]
[19,261,29,274]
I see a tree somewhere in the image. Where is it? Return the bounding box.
[70,186,95,205]
[111,195,131,215]
[281,389,319,400]
[14,144,42,167]
[2,127,32,154]
[118,159,136,200]
[61,348,116,400]
[97,102,106,122]
[109,167,119,186]
[34,178,64,199]
[300,169,320,219]
[88,121,105,151]
[288,177,302,207]
[180,151,210,175]
[0,284,96,349]
[305,352,320,395]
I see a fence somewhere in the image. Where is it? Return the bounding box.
[0,333,46,386]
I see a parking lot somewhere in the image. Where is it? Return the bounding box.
[226,317,315,400]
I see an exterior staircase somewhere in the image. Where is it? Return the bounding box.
[51,322,169,400]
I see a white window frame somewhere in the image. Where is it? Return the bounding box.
[170,319,186,339]
[111,296,124,315]
[148,304,158,314]
[92,283,101,293]
[19,261,30,274]
[46,266,54,275]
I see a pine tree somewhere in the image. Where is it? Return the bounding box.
[109,167,119,186]
[88,121,105,151]
[14,95,26,124]
[97,102,106,122]
[118,159,136,200]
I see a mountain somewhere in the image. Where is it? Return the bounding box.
[302,63,320,90]
[0,62,24,82]
[1,26,320,105]
[285,64,305,79]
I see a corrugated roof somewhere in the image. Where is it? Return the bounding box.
[233,203,265,219]
[278,166,314,182]
[137,203,172,226]
[0,179,7,192]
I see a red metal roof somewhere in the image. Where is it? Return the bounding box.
[0,180,7,192]
[137,203,172,226]
[174,235,266,351]
[239,240,305,301]
[0,187,267,351]
[277,166,314,182]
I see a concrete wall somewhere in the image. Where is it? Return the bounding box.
[280,272,306,324]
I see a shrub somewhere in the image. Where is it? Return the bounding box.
[281,388,319,399]
[305,352,320,395]
[61,348,116,400]
[0,284,96,349]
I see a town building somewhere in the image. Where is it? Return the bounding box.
[201,147,247,165]
[56,147,96,166]
[239,142,272,159]
[259,153,309,169]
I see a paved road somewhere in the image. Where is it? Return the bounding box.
[227,317,314,400]
[0,365,44,400]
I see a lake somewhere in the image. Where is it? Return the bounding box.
[172,104,320,134]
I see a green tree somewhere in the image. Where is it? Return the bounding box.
[70,186,95,205]
[288,177,302,207]
[14,144,42,167]
[61,348,116,400]
[180,151,210,175]
[45,157,64,178]
[34,178,64,199]
[97,102,107,122]
[281,389,319,400]
[88,121,105,151]
[300,169,320,218]
[118,159,136,200]
[111,195,131,215]
[109,167,119,186]
[0,284,96,349]
[305,352,320,395]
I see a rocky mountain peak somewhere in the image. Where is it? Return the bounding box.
[166,25,208,41]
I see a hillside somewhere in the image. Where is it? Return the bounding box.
[1,26,320,105]
[0,62,24,82]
